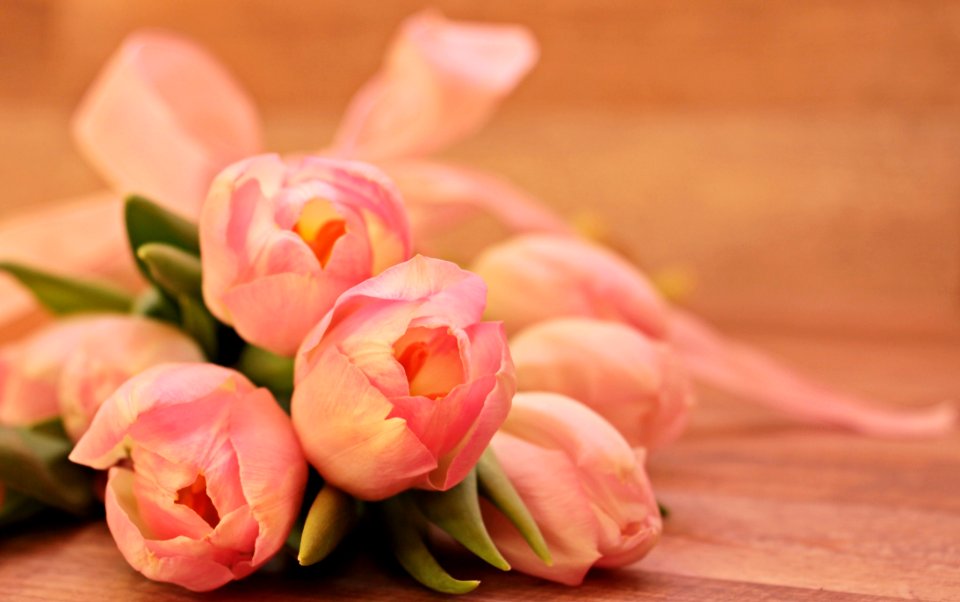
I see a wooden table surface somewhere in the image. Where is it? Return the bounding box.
[1,327,957,601]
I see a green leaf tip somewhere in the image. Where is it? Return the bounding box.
[413,470,510,571]
[298,484,356,566]
[137,243,203,298]
[380,496,481,594]
[476,448,552,566]
[0,261,133,315]
[124,195,199,250]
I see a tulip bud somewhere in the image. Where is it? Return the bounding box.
[70,363,307,592]
[200,154,412,356]
[482,392,662,585]
[471,234,668,338]
[0,315,203,439]
[292,256,515,500]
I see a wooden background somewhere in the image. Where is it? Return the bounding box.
[2,0,959,337]
[1,1,959,600]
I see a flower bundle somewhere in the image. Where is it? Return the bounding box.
[0,10,954,594]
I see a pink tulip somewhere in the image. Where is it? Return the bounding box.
[292,255,514,500]
[472,234,669,338]
[200,154,412,356]
[69,363,307,592]
[73,31,261,215]
[0,315,203,436]
[473,234,956,438]
[510,318,693,449]
[482,392,661,585]
[332,10,538,162]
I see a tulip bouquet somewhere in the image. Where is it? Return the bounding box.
[0,10,955,595]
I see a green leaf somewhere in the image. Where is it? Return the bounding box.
[0,262,132,315]
[380,496,480,594]
[236,345,295,396]
[0,488,45,528]
[298,484,357,566]
[476,447,552,566]
[412,470,510,571]
[28,417,69,440]
[177,295,218,359]
[137,243,203,298]
[0,424,93,515]
[125,195,199,280]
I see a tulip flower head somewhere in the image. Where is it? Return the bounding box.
[200,154,412,355]
[292,255,515,500]
[70,363,307,592]
[482,392,662,585]
[472,234,668,338]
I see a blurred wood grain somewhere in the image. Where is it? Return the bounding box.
[2,0,959,336]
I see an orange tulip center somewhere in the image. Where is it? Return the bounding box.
[176,474,220,529]
[294,200,347,268]
[393,326,466,400]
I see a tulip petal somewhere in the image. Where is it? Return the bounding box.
[73,31,261,214]
[332,10,538,160]
[336,255,487,328]
[669,308,958,438]
[0,346,61,425]
[472,235,669,338]
[201,167,283,322]
[69,364,248,469]
[291,349,436,500]
[482,433,601,586]
[229,387,308,567]
[287,156,413,273]
[426,322,514,491]
[129,452,217,541]
[510,318,693,449]
[388,375,492,467]
[382,160,572,261]
[486,394,662,584]
[501,392,638,474]
[105,467,237,592]
[222,273,339,357]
